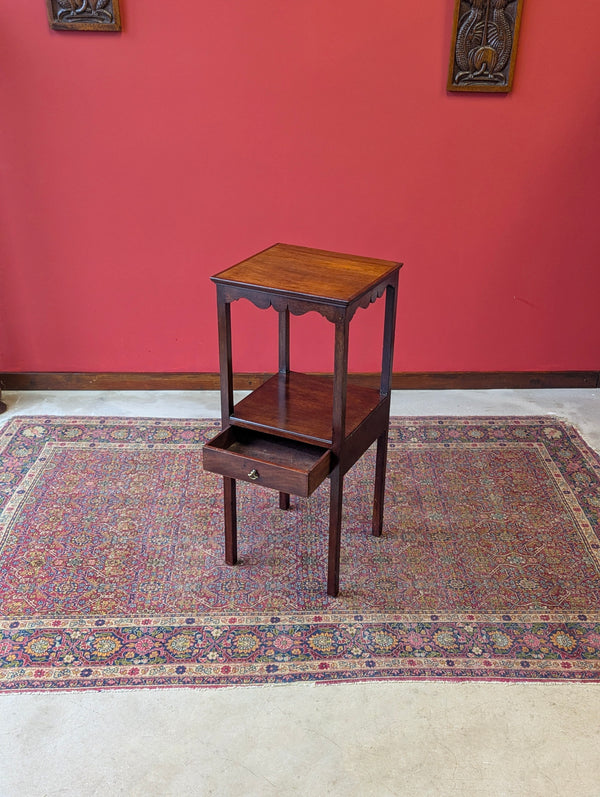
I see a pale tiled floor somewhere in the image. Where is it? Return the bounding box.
[0,389,599,797]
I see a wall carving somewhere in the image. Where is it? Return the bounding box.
[448,0,524,92]
[46,0,121,31]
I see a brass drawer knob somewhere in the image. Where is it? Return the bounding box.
[248,469,259,481]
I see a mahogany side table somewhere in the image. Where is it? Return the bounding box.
[203,243,402,596]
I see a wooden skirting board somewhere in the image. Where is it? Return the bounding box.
[1,371,598,391]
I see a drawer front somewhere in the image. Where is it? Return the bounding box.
[203,429,331,497]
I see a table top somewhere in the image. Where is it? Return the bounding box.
[212,243,402,305]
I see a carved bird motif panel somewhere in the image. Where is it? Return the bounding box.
[46,0,121,31]
[448,0,524,92]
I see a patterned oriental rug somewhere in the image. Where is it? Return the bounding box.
[1,415,600,692]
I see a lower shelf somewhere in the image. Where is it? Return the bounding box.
[231,371,383,444]
[203,426,331,497]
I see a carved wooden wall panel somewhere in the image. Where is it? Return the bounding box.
[448,0,524,92]
[46,0,121,32]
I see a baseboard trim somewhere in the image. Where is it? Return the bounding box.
[1,371,598,391]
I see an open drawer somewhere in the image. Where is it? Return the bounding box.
[203,426,331,497]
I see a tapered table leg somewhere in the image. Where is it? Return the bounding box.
[327,466,344,597]
[278,307,291,514]
[224,476,237,565]
[372,430,388,537]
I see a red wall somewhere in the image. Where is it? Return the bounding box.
[2,1,600,374]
